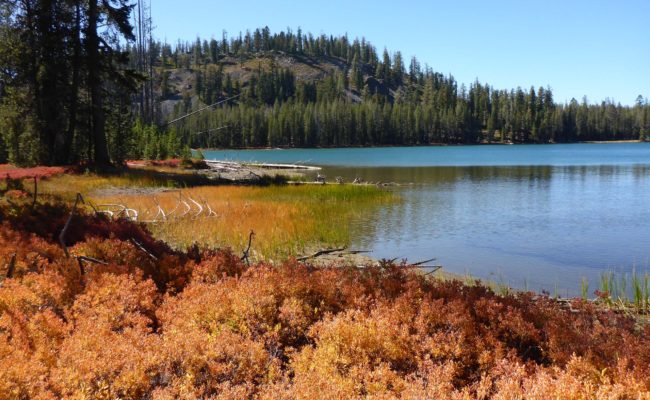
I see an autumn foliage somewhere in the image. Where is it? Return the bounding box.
[0,165,70,180]
[1,204,650,399]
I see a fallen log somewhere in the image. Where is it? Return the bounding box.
[297,247,347,262]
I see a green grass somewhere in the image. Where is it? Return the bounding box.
[589,269,650,312]
[581,277,589,301]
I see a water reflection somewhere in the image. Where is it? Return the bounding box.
[318,165,650,296]
[321,164,650,186]
[203,144,650,296]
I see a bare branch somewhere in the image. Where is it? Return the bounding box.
[423,266,443,276]
[31,177,37,208]
[410,258,437,267]
[129,238,158,261]
[6,253,16,279]
[188,197,203,217]
[59,193,85,258]
[297,247,348,262]
[241,230,255,266]
[76,255,108,276]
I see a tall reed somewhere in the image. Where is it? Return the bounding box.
[597,269,650,311]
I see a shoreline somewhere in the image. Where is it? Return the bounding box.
[196,139,643,151]
[579,139,641,144]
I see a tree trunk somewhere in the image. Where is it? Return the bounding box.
[61,2,81,164]
[85,0,110,166]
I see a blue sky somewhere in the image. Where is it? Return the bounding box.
[152,0,649,105]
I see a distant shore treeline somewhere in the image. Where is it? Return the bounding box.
[173,95,648,150]
[136,27,649,157]
[1,7,649,165]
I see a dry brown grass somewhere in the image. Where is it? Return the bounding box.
[28,170,393,260]
[92,184,392,260]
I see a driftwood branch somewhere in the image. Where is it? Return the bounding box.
[76,255,108,276]
[422,266,443,276]
[86,201,99,213]
[5,253,16,279]
[188,197,203,217]
[297,247,348,262]
[32,177,37,208]
[151,197,166,222]
[129,238,158,261]
[410,258,437,267]
[205,201,217,217]
[155,205,166,221]
[95,203,138,221]
[189,242,201,264]
[125,208,138,221]
[59,193,85,258]
[166,200,180,217]
[342,250,370,255]
[77,256,108,265]
[0,253,17,287]
[241,230,255,266]
[179,200,191,217]
[197,195,217,218]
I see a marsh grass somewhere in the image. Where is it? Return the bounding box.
[37,169,199,198]
[30,170,393,260]
[581,277,589,301]
[495,272,511,296]
[591,269,650,312]
[92,184,394,260]
[36,167,288,200]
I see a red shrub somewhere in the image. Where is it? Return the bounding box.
[0,164,70,180]
[1,203,650,397]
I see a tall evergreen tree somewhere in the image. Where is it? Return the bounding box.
[351,53,364,91]
[0,0,138,166]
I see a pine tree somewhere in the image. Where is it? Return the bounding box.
[161,71,171,98]
[393,51,405,86]
[0,0,138,166]
[351,53,364,90]
[193,37,202,66]
[409,56,421,83]
[209,39,218,63]
[379,48,391,82]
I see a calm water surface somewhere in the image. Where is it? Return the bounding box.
[204,143,650,295]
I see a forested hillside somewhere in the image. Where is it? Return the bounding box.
[1,2,649,166]
[139,27,650,155]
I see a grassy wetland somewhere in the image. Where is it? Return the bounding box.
[35,167,394,261]
[93,184,393,259]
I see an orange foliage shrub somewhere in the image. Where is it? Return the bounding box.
[1,204,650,398]
[50,273,161,399]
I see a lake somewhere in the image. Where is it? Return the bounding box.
[203,143,650,296]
